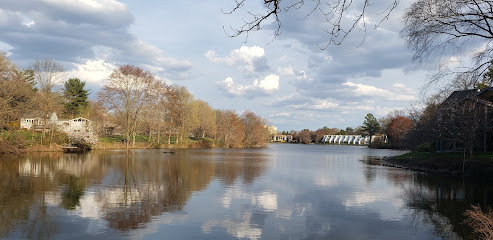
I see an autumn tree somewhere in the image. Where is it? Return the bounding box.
[195,100,217,138]
[387,115,413,148]
[98,65,160,149]
[241,111,268,147]
[63,78,89,118]
[166,85,198,144]
[298,129,312,144]
[0,53,35,128]
[216,110,245,148]
[314,128,328,143]
[362,113,380,143]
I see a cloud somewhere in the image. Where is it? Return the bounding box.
[290,99,340,110]
[0,0,191,79]
[218,74,280,97]
[65,59,115,84]
[276,66,295,76]
[342,81,416,101]
[206,46,269,74]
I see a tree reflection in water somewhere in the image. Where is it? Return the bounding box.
[0,149,268,237]
[363,157,493,240]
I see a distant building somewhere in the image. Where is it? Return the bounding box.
[267,125,277,136]
[321,134,387,145]
[21,112,94,137]
[272,135,293,142]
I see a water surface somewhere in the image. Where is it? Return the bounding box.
[1,144,492,239]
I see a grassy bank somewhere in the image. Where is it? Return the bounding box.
[0,130,224,154]
[384,151,493,178]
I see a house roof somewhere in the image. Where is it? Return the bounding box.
[440,88,493,109]
[439,89,477,109]
[476,87,493,101]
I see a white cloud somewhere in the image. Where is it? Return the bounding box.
[270,112,291,118]
[66,59,115,84]
[206,46,264,65]
[343,81,416,101]
[218,74,280,97]
[290,99,339,110]
[277,66,295,76]
[206,46,267,73]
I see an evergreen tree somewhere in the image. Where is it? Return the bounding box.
[63,78,89,117]
[362,113,380,143]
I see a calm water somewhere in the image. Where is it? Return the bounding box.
[1,144,492,239]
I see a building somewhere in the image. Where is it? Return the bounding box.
[21,112,94,136]
[321,134,387,145]
[437,87,493,152]
[272,135,293,142]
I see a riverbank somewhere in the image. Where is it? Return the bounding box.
[383,152,493,178]
[0,131,257,154]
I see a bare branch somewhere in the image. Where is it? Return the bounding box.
[224,0,399,48]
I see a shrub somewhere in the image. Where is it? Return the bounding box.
[0,131,26,154]
[417,142,435,153]
[464,205,493,240]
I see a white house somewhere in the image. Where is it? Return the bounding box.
[21,112,94,136]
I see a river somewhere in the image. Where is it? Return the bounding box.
[0,144,491,239]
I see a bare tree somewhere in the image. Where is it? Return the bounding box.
[30,59,65,144]
[31,59,64,93]
[98,65,160,150]
[439,98,487,157]
[0,53,35,129]
[402,0,493,86]
[225,0,399,47]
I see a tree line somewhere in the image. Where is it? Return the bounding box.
[0,53,270,152]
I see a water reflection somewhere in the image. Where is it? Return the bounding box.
[0,149,268,239]
[364,157,493,239]
[1,145,492,239]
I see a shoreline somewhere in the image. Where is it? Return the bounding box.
[381,153,493,179]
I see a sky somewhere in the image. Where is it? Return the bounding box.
[0,0,433,131]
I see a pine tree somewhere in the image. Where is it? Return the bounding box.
[63,78,89,117]
[362,113,380,144]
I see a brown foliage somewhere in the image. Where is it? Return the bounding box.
[464,205,493,240]
[0,53,36,128]
[216,110,245,148]
[0,131,26,154]
[387,115,413,147]
[241,111,268,147]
